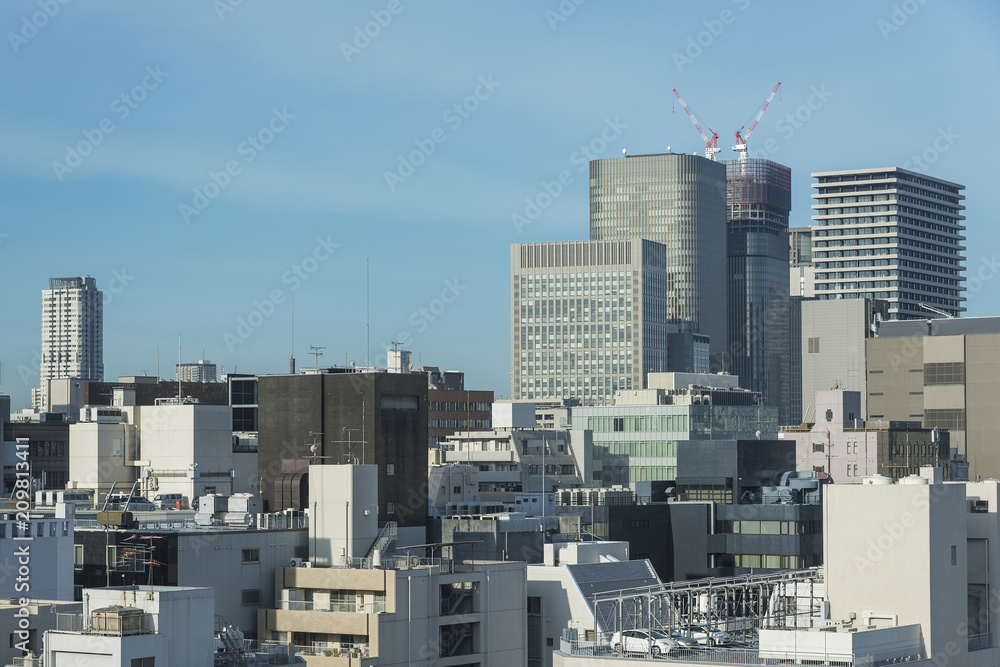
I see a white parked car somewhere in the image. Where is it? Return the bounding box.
[611,629,678,656]
[680,624,732,646]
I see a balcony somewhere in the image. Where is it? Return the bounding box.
[278,599,387,614]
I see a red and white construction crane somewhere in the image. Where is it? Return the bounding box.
[672,88,720,161]
[732,81,781,166]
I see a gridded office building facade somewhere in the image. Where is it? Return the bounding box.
[589,153,728,368]
[510,239,671,405]
[41,276,103,383]
[810,167,965,319]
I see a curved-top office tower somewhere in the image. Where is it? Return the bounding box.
[589,153,728,370]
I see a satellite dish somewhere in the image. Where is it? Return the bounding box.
[755,430,762,440]
[622,148,627,156]
[666,146,671,151]
[310,444,319,455]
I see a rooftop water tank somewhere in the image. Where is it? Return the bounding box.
[900,475,929,485]
[862,475,892,485]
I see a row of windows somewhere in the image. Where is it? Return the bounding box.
[717,520,821,535]
[429,419,491,430]
[715,554,821,569]
[587,415,689,433]
[594,440,678,459]
[429,401,491,412]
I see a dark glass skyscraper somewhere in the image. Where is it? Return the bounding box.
[724,158,794,424]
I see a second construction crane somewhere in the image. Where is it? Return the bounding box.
[672,82,781,164]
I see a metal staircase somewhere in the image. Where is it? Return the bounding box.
[366,521,397,560]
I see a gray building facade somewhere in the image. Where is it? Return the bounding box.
[800,297,888,422]
[867,317,1000,480]
[511,239,672,405]
[589,153,728,369]
[811,167,966,319]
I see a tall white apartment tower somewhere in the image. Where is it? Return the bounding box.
[41,276,104,384]
[810,167,965,319]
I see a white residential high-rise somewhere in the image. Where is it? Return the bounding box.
[176,359,218,382]
[40,276,103,383]
[810,167,966,319]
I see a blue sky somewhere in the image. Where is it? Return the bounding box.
[1,1,997,408]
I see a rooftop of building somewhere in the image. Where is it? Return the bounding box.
[876,315,1000,338]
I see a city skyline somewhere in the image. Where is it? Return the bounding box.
[1,2,998,408]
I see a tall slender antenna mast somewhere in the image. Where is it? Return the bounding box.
[290,292,296,374]
[177,336,182,400]
[366,259,370,368]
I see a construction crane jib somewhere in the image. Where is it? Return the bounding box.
[733,81,781,165]
[672,88,720,161]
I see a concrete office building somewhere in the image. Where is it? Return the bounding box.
[528,541,657,667]
[73,512,308,637]
[45,585,215,667]
[0,504,75,601]
[724,158,795,425]
[257,369,428,537]
[589,153,728,368]
[511,239,673,405]
[800,297,887,421]
[811,167,966,319]
[782,390,949,482]
[0,598,81,664]
[867,316,1000,480]
[571,374,776,487]
[40,276,103,387]
[259,463,528,666]
[789,226,815,297]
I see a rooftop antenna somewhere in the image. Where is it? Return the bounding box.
[309,346,325,367]
[177,336,182,399]
[156,346,159,379]
[366,258,370,368]
[290,292,296,374]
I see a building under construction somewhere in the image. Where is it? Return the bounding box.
[724,157,797,426]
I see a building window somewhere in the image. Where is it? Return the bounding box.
[453,486,462,494]
[951,546,957,566]
[131,658,155,667]
[386,502,395,514]
[241,589,261,606]
[812,443,824,453]
[74,545,84,568]
[825,410,833,422]
[386,464,395,476]
[808,338,820,354]
[242,548,260,563]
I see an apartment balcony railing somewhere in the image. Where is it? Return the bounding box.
[55,611,156,637]
[278,599,387,614]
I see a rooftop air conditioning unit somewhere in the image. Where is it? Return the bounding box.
[289,558,303,567]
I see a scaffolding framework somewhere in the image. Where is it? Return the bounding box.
[592,568,824,644]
